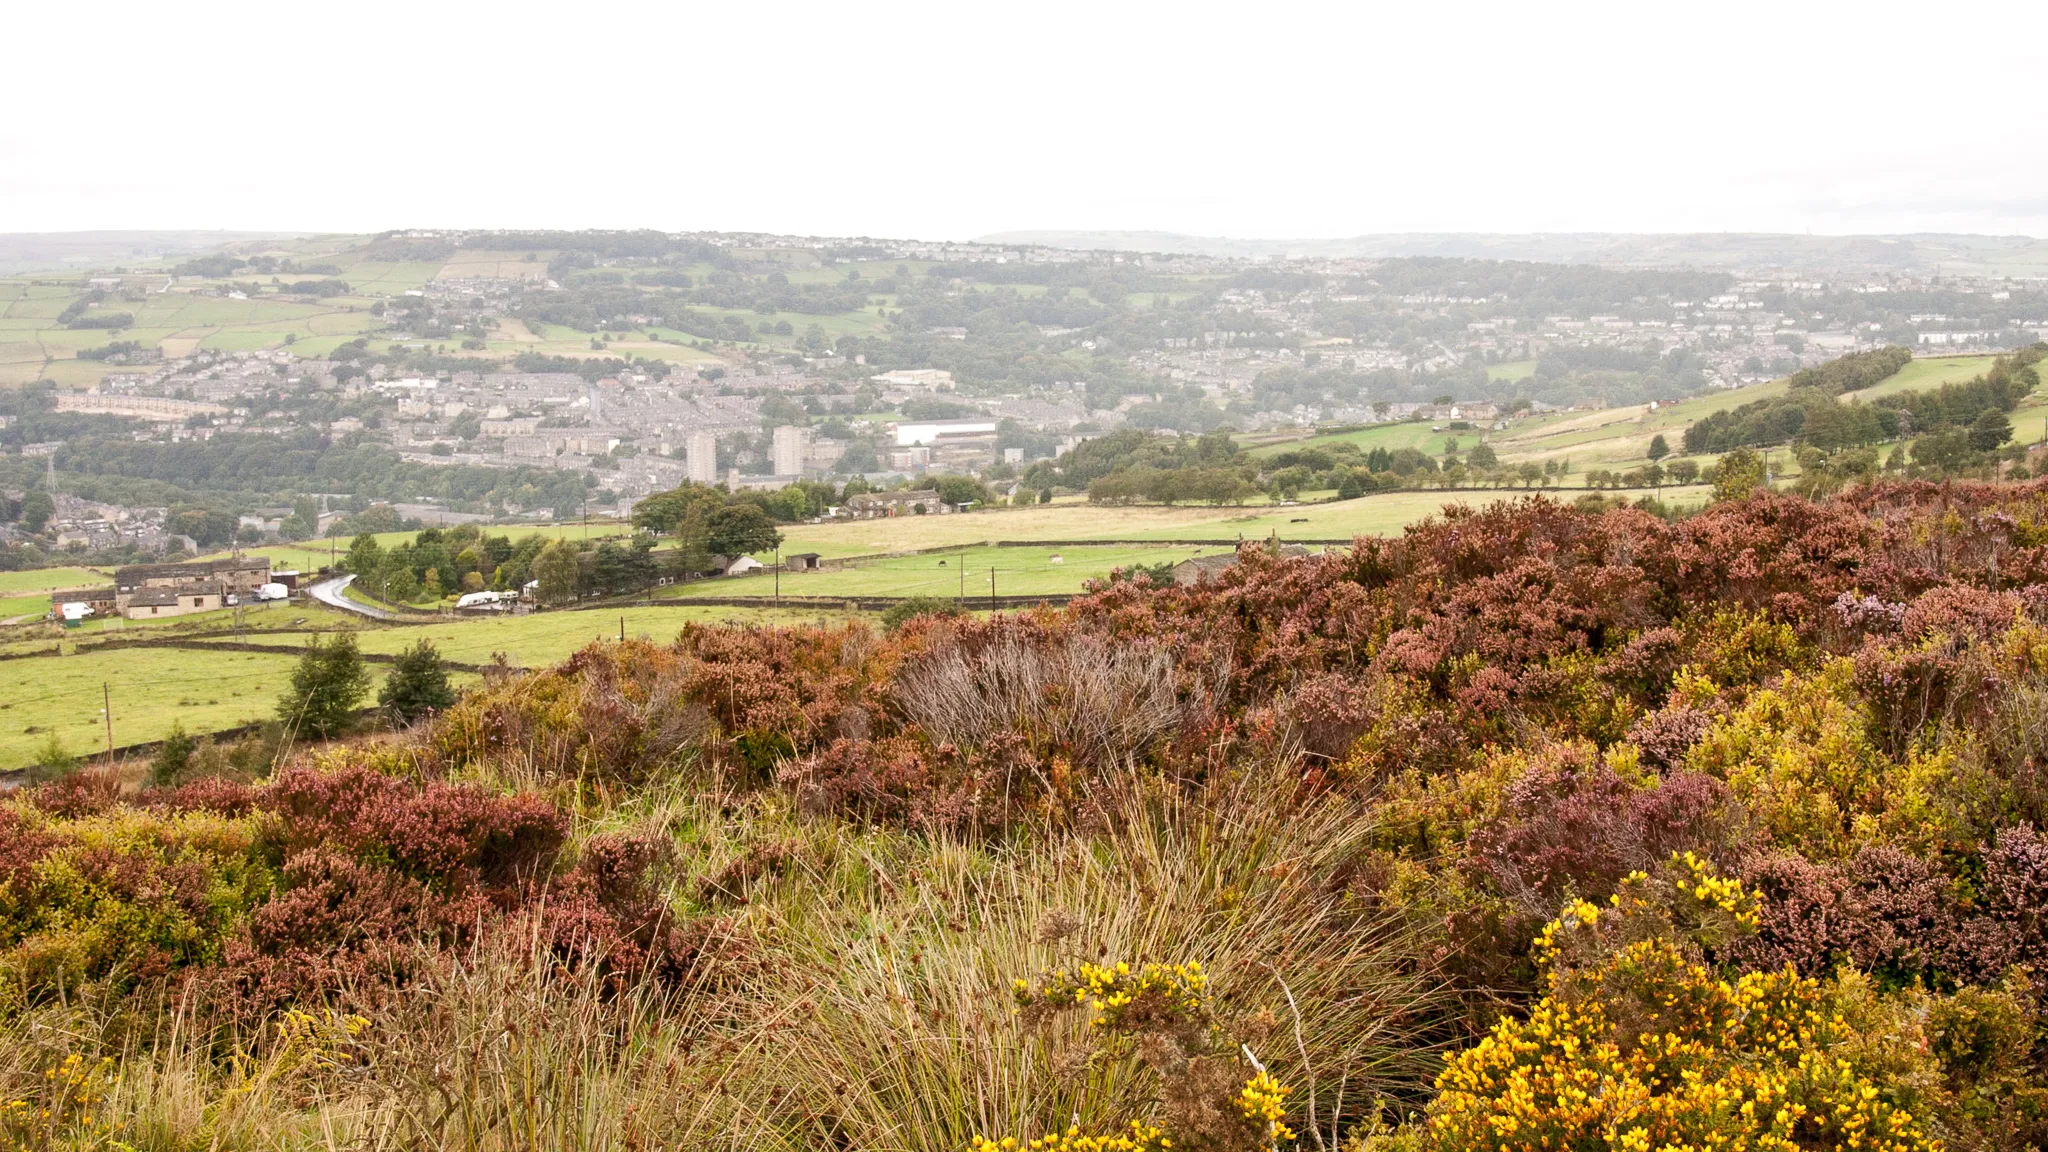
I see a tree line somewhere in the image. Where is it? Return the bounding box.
[1684,344,2043,455]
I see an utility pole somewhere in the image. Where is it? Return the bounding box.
[958,558,964,607]
[774,547,780,606]
[989,566,996,614]
[102,682,113,767]
[619,615,625,642]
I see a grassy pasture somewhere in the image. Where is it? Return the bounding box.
[1101,486,1710,541]
[324,261,442,295]
[1248,420,1464,461]
[207,603,855,668]
[0,567,114,623]
[0,646,306,770]
[1836,354,1996,402]
[684,544,1188,602]
[1487,352,2011,469]
[0,567,113,598]
[771,503,1268,558]
[0,278,382,385]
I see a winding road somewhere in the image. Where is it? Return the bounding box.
[307,574,398,621]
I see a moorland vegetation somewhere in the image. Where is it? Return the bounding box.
[6,473,2048,1149]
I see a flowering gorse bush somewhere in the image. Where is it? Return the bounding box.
[1018,960,1209,1031]
[1427,862,1936,1152]
[1234,1071,1294,1144]
[971,1122,1172,1152]
[1003,958,1301,1152]
[1426,956,1935,1152]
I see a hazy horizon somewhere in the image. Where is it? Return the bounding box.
[6,0,2044,240]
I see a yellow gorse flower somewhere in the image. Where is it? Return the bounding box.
[1017,960,1207,1030]
[970,1120,1170,1152]
[1537,854,1760,967]
[1426,939,1936,1152]
[1235,1070,1296,1143]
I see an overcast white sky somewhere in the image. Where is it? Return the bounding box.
[5,0,2043,240]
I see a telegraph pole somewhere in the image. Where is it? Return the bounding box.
[774,547,781,605]
[989,566,996,614]
[102,682,114,767]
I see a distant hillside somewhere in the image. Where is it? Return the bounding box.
[0,230,307,274]
[975,229,2048,275]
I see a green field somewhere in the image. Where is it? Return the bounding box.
[1247,354,2016,480]
[201,603,854,668]
[700,487,1710,599]
[0,567,112,596]
[1836,354,1996,402]
[1486,354,2012,470]
[0,647,306,770]
[771,502,1273,559]
[686,545,1188,602]
[0,566,114,622]
[1102,486,1709,540]
[1486,360,1537,381]
[0,280,385,387]
[1248,420,1469,461]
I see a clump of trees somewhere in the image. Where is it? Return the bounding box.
[1784,345,1912,394]
[1684,344,2041,458]
[342,523,665,605]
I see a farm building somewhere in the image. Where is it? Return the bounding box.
[1171,554,1241,585]
[701,554,764,577]
[123,582,224,619]
[113,557,271,610]
[1172,543,1311,585]
[48,587,117,618]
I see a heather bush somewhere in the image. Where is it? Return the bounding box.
[1470,748,1742,907]
[0,800,268,1012]
[430,639,716,788]
[0,755,725,1022]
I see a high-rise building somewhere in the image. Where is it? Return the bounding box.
[771,424,813,477]
[686,431,720,485]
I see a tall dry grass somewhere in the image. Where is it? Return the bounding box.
[893,630,1223,766]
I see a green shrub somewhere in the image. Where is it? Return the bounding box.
[881,595,961,632]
